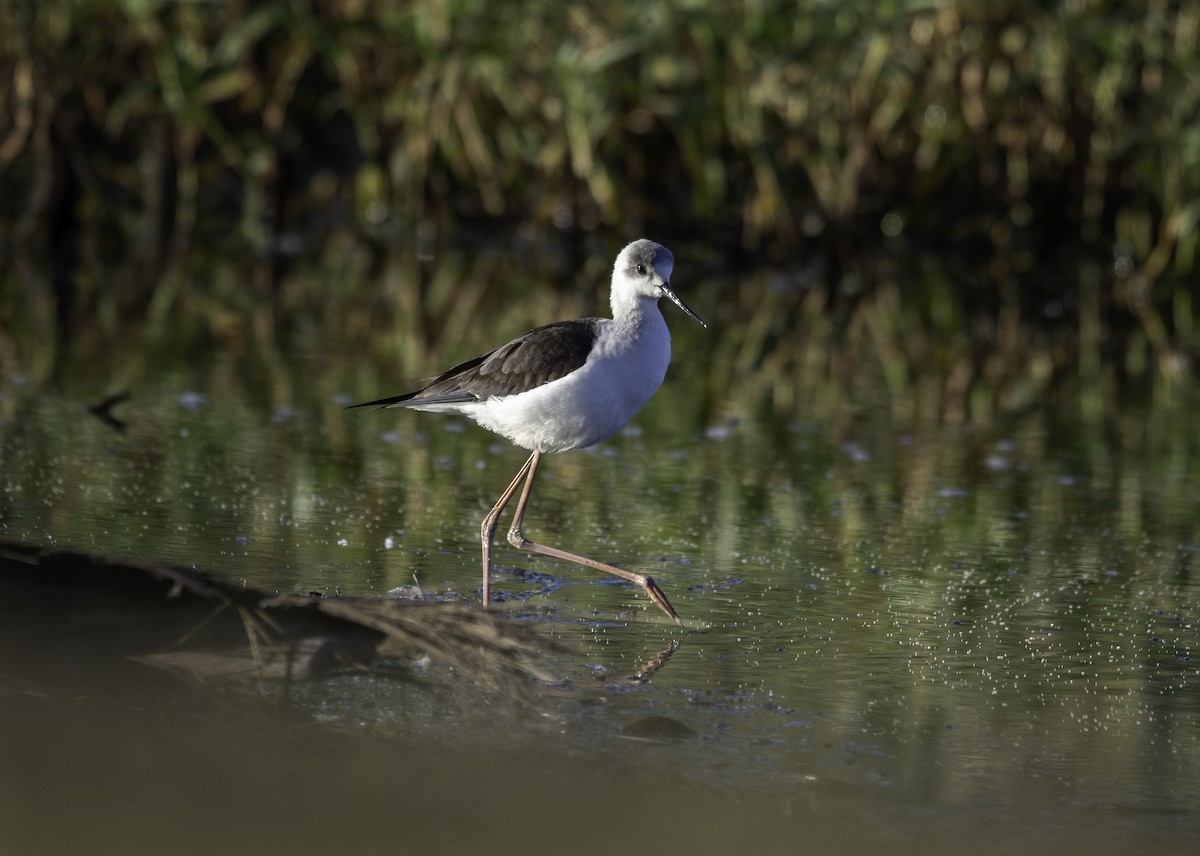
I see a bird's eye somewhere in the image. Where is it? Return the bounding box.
[636,263,647,275]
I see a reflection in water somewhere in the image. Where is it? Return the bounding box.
[1,252,1198,851]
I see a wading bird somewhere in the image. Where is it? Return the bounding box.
[352,240,705,623]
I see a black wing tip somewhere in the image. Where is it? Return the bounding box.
[346,395,414,411]
[347,390,482,410]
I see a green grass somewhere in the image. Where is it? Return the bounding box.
[0,0,1197,400]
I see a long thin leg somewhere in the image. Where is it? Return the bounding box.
[505,449,682,624]
[479,450,538,608]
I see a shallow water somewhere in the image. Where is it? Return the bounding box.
[2,328,1198,853]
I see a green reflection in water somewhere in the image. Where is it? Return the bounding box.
[2,257,1198,850]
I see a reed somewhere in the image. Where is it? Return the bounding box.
[0,0,1196,389]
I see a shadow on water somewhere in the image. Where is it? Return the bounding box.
[1,540,1195,856]
[0,539,541,690]
[1,243,1198,853]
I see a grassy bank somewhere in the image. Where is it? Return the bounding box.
[0,0,1197,386]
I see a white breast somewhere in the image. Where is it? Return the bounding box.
[465,313,671,452]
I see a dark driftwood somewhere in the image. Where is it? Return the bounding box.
[0,539,539,693]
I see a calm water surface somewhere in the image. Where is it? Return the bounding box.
[2,338,1198,854]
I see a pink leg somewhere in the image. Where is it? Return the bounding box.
[504,449,681,624]
[479,450,538,607]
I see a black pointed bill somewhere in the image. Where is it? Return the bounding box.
[661,284,707,328]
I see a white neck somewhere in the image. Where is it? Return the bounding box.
[610,285,659,327]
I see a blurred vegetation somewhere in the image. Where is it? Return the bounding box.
[0,0,1197,409]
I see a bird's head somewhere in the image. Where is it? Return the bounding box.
[614,239,706,328]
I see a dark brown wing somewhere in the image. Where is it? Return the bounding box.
[349,318,601,409]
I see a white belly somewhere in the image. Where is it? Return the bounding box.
[463,319,671,452]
